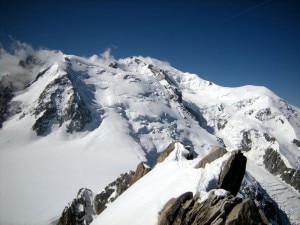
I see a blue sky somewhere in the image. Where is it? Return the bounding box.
[0,0,299,106]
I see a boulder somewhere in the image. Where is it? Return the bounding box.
[56,188,95,225]
[94,171,134,215]
[158,192,193,225]
[195,146,227,169]
[218,151,247,196]
[225,198,268,225]
[156,142,176,164]
[158,191,268,225]
[130,162,152,185]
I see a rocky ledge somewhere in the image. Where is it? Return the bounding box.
[158,191,268,225]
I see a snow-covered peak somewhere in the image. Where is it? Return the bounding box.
[0,51,299,225]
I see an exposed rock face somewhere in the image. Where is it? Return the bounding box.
[56,188,95,225]
[130,162,152,185]
[263,148,286,175]
[239,172,290,225]
[0,82,13,128]
[255,108,274,121]
[195,146,227,169]
[226,198,268,225]
[264,148,300,192]
[292,139,300,147]
[94,171,134,215]
[158,192,194,225]
[57,171,135,225]
[218,151,247,196]
[158,191,268,225]
[281,169,300,192]
[32,74,92,135]
[241,131,252,151]
[156,142,177,163]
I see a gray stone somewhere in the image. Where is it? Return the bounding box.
[218,151,247,196]
[225,198,267,225]
[195,146,227,169]
[158,191,268,225]
[56,188,95,225]
[158,192,193,225]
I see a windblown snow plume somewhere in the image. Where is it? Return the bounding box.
[0,40,65,90]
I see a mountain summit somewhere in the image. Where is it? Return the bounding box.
[0,50,299,225]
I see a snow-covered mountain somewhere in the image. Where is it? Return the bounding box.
[0,50,299,225]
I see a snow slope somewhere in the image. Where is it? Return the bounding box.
[92,143,231,225]
[0,52,299,224]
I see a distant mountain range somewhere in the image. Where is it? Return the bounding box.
[0,50,299,225]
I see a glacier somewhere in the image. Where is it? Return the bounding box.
[0,51,299,225]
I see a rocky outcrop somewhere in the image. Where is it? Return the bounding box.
[255,108,274,121]
[241,131,252,151]
[158,192,194,225]
[218,151,247,196]
[292,139,300,147]
[57,171,134,225]
[239,172,291,225]
[264,148,300,192]
[130,162,151,185]
[158,191,268,225]
[56,188,95,225]
[94,171,134,215]
[263,148,286,175]
[156,142,177,163]
[226,198,268,225]
[0,82,13,128]
[281,169,300,192]
[156,142,193,164]
[32,74,92,135]
[195,146,227,169]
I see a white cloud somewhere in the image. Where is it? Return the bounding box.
[0,40,65,90]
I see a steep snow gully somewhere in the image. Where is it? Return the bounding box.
[0,52,299,225]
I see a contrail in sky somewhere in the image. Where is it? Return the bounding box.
[212,0,273,27]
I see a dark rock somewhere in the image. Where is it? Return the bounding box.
[281,169,300,192]
[225,198,268,225]
[32,74,92,135]
[263,133,276,143]
[158,192,193,225]
[263,148,286,175]
[109,62,118,68]
[241,131,252,151]
[56,188,95,225]
[217,119,227,130]
[94,171,134,215]
[195,146,227,169]
[239,172,290,225]
[130,162,151,185]
[58,171,135,225]
[158,191,268,225]
[255,108,274,121]
[184,145,194,160]
[0,82,13,128]
[218,151,247,196]
[292,139,300,147]
[264,147,300,193]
